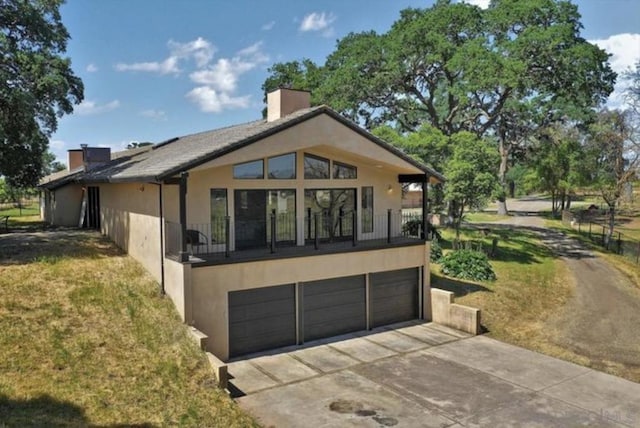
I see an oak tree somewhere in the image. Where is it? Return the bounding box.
[0,0,83,187]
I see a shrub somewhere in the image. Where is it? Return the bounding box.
[402,217,422,237]
[430,238,443,262]
[440,249,496,281]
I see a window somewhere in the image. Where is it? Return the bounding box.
[268,153,296,179]
[210,189,228,243]
[233,159,263,179]
[333,161,357,179]
[266,190,296,244]
[362,187,373,233]
[304,188,356,241]
[304,154,329,179]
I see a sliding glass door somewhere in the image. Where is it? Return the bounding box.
[234,189,296,250]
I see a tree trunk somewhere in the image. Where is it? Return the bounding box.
[606,205,615,248]
[497,138,509,215]
[566,194,571,210]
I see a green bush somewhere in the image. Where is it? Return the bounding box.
[430,238,443,262]
[440,249,496,281]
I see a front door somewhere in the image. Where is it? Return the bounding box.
[234,189,266,250]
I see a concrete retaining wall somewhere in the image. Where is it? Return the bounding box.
[431,288,481,335]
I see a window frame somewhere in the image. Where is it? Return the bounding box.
[267,152,296,179]
[233,159,264,179]
[303,153,330,179]
[333,161,357,179]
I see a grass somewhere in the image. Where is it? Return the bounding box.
[463,212,510,223]
[0,230,257,427]
[546,217,640,289]
[431,226,593,371]
[0,203,43,230]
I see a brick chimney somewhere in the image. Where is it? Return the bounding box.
[67,149,84,171]
[267,88,311,122]
[68,145,111,171]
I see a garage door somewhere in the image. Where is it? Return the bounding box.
[303,275,366,342]
[228,284,296,357]
[370,268,419,328]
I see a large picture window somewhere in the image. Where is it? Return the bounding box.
[266,190,296,244]
[362,187,373,233]
[234,189,296,250]
[268,153,296,179]
[304,154,330,179]
[304,188,356,242]
[210,189,228,243]
[233,159,264,179]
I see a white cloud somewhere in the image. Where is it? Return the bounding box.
[115,37,215,75]
[186,87,250,113]
[190,58,256,92]
[86,63,98,73]
[75,100,120,116]
[115,56,180,75]
[237,41,267,60]
[299,12,336,35]
[167,37,216,68]
[590,33,640,108]
[186,41,269,113]
[262,20,275,31]
[49,139,66,150]
[590,33,640,75]
[140,109,167,121]
[460,0,490,9]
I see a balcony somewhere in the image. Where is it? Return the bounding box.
[165,211,427,266]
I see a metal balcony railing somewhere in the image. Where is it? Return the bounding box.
[165,210,425,258]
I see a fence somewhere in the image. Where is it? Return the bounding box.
[573,220,640,265]
[165,210,427,258]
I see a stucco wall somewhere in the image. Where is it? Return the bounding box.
[49,184,83,227]
[100,183,162,282]
[190,243,429,360]
[163,257,191,322]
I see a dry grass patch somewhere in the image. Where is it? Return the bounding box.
[0,230,256,427]
[432,227,587,366]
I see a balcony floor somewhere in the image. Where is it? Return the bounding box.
[180,237,426,267]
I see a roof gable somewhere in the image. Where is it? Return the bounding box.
[46,106,444,186]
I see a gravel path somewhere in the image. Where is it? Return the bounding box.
[489,198,640,372]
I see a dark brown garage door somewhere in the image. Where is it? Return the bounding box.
[303,275,366,342]
[370,268,419,328]
[228,284,296,357]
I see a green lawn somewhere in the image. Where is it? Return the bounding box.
[0,203,42,230]
[463,212,510,223]
[0,231,257,427]
[0,203,40,218]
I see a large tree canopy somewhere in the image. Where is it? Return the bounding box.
[264,0,613,134]
[0,0,83,187]
[263,0,615,214]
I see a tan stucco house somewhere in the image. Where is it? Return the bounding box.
[40,89,444,361]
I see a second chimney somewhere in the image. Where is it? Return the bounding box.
[267,88,311,122]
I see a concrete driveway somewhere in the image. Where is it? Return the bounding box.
[229,321,640,427]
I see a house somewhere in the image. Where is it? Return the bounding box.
[40,89,445,361]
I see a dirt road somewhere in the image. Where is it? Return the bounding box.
[491,198,640,376]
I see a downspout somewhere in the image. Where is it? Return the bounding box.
[150,182,165,295]
[159,182,165,295]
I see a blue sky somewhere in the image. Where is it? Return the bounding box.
[50,0,640,163]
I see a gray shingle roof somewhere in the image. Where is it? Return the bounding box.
[43,105,445,188]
